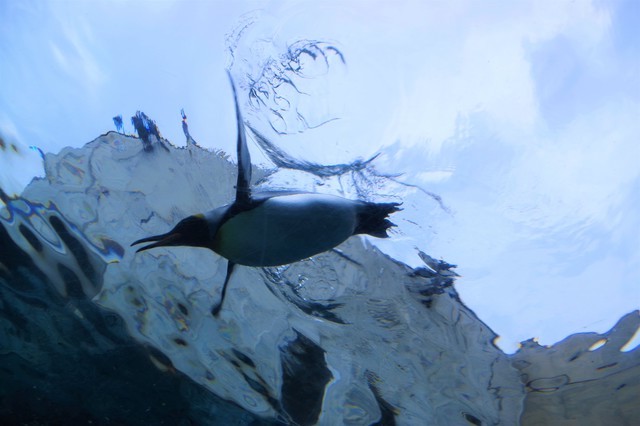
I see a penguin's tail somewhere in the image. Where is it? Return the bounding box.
[354,202,402,238]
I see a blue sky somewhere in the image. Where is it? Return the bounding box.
[1,0,638,353]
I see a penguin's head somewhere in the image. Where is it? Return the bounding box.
[131,214,211,253]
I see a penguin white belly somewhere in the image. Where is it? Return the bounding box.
[213,193,357,266]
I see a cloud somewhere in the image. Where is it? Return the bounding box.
[378,0,611,152]
[49,8,106,94]
[372,0,639,350]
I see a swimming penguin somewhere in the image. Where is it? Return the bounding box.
[131,71,401,316]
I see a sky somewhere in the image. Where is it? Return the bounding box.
[0,0,638,353]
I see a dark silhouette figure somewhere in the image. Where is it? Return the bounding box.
[181,109,198,146]
[113,115,124,133]
[131,111,169,153]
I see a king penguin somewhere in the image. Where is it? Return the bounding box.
[131,71,401,316]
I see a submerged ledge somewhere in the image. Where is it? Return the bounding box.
[1,130,637,424]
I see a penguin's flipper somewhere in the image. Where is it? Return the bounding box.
[211,261,236,317]
[227,71,252,206]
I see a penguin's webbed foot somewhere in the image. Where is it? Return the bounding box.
[211,261,235,318]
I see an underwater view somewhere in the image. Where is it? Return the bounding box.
[1,1,638,425]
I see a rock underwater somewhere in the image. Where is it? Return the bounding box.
[1,128,638,425]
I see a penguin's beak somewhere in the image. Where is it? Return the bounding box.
[131,231,183,253]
